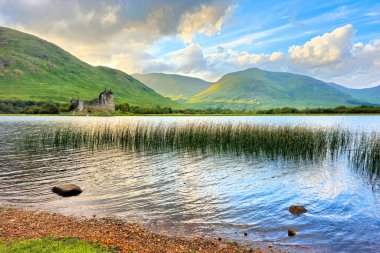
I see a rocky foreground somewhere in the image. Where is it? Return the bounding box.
[0,206,287,253]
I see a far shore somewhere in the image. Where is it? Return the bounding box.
[0,205,283,253]
[1,113,380,117]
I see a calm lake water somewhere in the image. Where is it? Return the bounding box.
[1,116,380,252]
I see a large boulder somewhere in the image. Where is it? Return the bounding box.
[52,184,82,197]
[289,205,307,215]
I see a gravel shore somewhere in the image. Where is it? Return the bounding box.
[0,206,285,253]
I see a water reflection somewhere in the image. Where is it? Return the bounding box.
[1,116,380,253]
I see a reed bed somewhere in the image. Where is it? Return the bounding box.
[349,132,380,179]
[25,122,349,158]
[24,121,379,177]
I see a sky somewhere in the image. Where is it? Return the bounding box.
[0,0,379,88]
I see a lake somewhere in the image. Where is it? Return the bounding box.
[1,116,380,252]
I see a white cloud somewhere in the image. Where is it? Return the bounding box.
[0,0,234,74]
[285,26,380,87]
[234,51,284,65]
[140,44,285,81]
[173,44,208,73]
[140,44,208,76]
[179,4,232,43]
[0,0,378,89]
[328,39,380,87]
[270,52,284,61]
[101,5,120,26]
[141,24,379,88]
[288,24,354,68]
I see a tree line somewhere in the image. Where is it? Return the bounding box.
[0,100,69,114]
[1,100,380,115]
[255,106,380,114]
[116,103,380,115]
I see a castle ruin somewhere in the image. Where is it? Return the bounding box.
[71,89,115,112]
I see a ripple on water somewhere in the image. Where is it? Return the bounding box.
[1,116,380,253]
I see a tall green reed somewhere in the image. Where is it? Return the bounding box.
[350,132,380,179]
[24,121,380,177]
[25,122,351,160]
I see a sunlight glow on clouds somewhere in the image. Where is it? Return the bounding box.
[0,0,379,87]
[288,25,380,87]
[100,5,120,26]
[179,4,232,43]
[142,24,380,87]
[289,25,354,68]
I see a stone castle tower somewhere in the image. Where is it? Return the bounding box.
[71,89,115,112]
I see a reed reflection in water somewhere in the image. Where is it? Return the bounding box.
[25,122,379,178]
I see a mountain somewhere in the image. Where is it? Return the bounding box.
[0,26,177,107]
[186,68,362,109]
[132,73,212,100]
[328,83,380,105]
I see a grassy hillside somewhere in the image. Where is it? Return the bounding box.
[132,73,212,99]
[0,26,178,107]
[328,83,380,105]
[186,68,361,109]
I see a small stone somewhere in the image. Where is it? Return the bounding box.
[52,184,82,197]
[289,205,307,215]
[244,232,248,236]
[218,237,222,241]
[288,228,297,236]
[268,244,273,248]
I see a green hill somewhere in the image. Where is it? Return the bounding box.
[0,26,177,107]
[186,68,362,109]
[328,83,380,105]
[132,73,212,99]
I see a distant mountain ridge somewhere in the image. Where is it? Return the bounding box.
[132,73,212,99]
[0,26,178,108]
[133,70,380,109]
[328,82,380,105]
[185,68,367,109]
[1,26,378,110]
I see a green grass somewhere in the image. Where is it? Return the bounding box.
[0,237,118,253]
[0,26,178,108]
[24,122,379,178]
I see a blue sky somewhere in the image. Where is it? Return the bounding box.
[157,0,380,55]
[0,0,379,87]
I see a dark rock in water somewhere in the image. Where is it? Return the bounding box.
[289,205,307,215]
[288,228,297,236]
[52,184,82,197]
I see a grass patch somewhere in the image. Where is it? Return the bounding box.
[0,237,118,253]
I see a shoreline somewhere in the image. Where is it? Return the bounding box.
[0,205,284,253]
[1,113,380,117]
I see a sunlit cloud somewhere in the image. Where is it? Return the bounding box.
[289,24,354,68]
[0,0,379,87]
[142,24,380,87]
